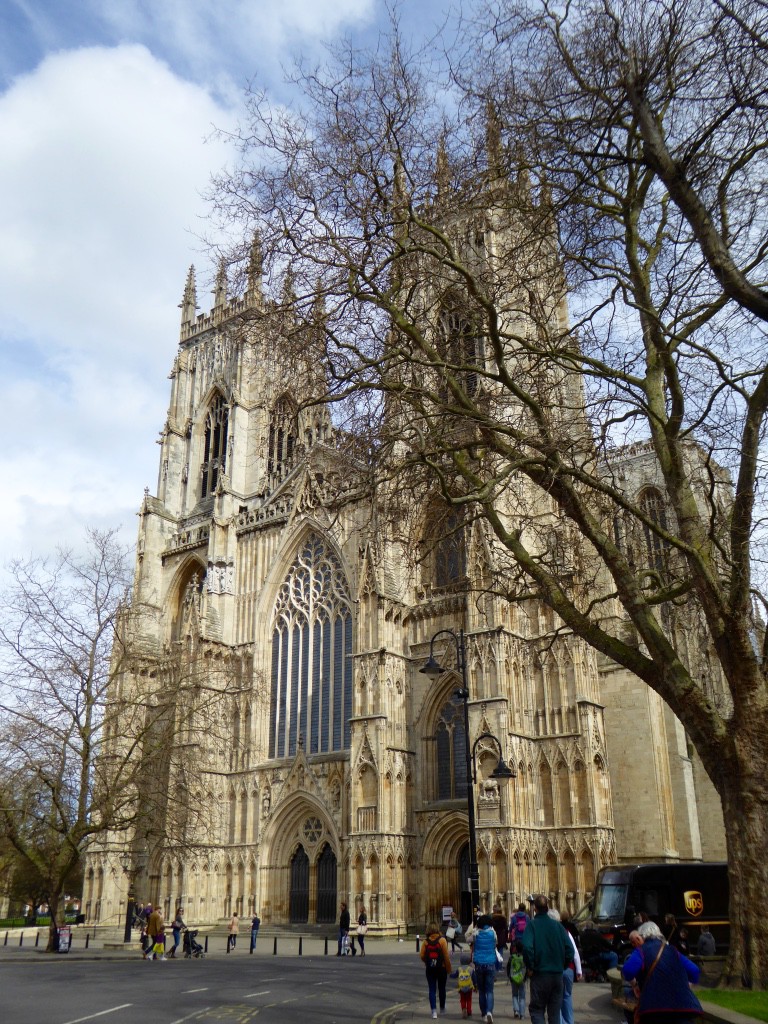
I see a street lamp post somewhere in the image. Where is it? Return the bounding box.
[420,628,515,920]
[120,850,146,944]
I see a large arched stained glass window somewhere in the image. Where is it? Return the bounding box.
[270,533,353,758]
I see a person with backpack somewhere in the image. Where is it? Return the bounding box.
[507,938,527,1019]
[509,903,530,945]
[450,949,477,1019]
[420,921,452,1019]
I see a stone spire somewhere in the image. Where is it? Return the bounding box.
[213,259,228,308]
[180,265,197,326]
[485,99,504,180]
[247,232,264,302]
[436,135,450,200]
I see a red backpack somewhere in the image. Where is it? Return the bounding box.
[424,935,443,972]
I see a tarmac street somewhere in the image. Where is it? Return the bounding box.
[0,932,626,1024]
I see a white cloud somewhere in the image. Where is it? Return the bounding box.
[0,44,236,563]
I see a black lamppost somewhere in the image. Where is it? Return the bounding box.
[120,849,146,944]
[420,628,514,919]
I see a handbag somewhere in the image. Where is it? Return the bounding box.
[357,923,368,935]
[446,926,456,939]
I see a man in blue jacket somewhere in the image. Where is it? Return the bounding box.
[522,895,572,1024]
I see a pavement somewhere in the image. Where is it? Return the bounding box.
[0,927,760,1024]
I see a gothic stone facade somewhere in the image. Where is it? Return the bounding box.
[83,266,725,933]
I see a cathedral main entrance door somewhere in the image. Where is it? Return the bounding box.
[316,843,337,923]
[289,845,309,923]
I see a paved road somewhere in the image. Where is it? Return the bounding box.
[0,933,623,1024]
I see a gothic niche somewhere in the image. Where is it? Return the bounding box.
[171,562,206,641]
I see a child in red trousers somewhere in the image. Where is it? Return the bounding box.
[451,950,477,1018]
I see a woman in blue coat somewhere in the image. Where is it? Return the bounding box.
[472,914,499,1023]
[622,921,703,1024]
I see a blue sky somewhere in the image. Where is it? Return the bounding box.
[0,0,454,566]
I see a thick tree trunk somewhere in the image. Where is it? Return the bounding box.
[720,748,768,988]
[46,890,62,954]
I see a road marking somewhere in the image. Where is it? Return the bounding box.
[169,1010,212,1024]
[372,1002,411,1024]
[182,988,209,993]
[61,1006,133,1024]
[242,991,270,997]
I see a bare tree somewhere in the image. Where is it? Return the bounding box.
[0,529,221,950]
[208,0,768,985]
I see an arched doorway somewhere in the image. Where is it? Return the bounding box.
[290,845,309,923]
[316,843,337,923]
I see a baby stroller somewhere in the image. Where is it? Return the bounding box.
[183,928,205,958]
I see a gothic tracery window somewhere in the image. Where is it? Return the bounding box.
[639,487,669,572]
[201,393,229,497]
[438,300,484,398]
[435,697,468,801]
[268,395,297,483]
[425,503,467,588]
[270,533,353,757]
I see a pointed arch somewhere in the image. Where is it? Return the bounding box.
[201,390,229,497]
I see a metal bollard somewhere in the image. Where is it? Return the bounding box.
[85,933,90,949]
[298,936,303,956]
[3,931,7,946]
[35,931,40,947]
[19,932,23,946]
[416,933,420,952]
[205,936,209,953]
[324,936,328,956]
[273,936,277,955]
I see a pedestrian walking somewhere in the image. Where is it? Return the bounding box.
[227,912,239,952]
[356,905,368,957]
[473,913,499,1023]
[507,939,527,1019]
[452,949,477,1019]
[250,911,261,953]
[337,902,350,956]
[522,895,571,1024]
[145,906,165,961]
[420,921,452,1019]
[170,906,185,958]
[548,908,582,1024]
[447,912,464,951]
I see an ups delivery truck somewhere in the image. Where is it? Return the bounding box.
[576,861,729,952]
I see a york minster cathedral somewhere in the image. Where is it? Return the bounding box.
[84,190,726,934]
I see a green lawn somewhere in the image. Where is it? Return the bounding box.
[699,988,768,1022]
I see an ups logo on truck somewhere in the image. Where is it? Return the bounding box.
[684,891,704,916]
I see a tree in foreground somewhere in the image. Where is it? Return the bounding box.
[209,0,768,986]
[0,530,215,950]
